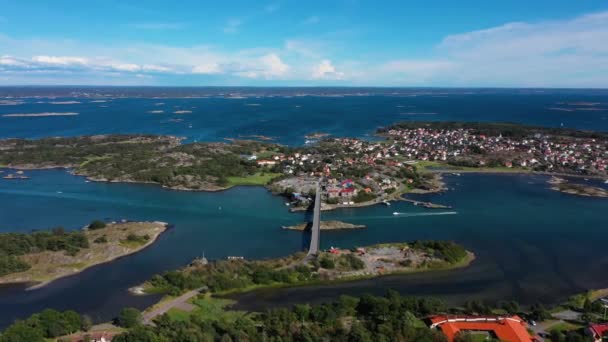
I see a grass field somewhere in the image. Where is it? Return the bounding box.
[548,321,583,333]
[413,160,529,174]
[227,172,281,186]
[167,295,246,322]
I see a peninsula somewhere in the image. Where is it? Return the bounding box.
[0,221,168,289]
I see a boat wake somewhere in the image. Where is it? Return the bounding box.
[392,211,458,217]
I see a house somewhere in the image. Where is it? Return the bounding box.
[428,315,534,342]
[339,187,357,198]
[69,332,117,342]
[587,323,608,342]
[257,159,276,166]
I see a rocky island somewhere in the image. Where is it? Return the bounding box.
[548,177,608,198]
[0,221,168,289]
[282,220,366,231]
[142,240,473,296]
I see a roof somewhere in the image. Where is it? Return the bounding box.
[589,323,608,338]
[429,315,533,342]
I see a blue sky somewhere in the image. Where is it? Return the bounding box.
[1,0,607,87]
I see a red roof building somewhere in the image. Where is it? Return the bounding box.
[587,323,608,342]
[428,315,534,342]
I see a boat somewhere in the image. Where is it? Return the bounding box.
[392,212,400,216]
[604,180,608,184]
[382,201,391,206]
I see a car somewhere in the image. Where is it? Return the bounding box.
[528,320,537,326]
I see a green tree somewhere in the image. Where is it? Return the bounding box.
[0,321,45,342]
[88,220,106,230]
[116,308,142,328]
[81,314,93,332]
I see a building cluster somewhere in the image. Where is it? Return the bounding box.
[385,127,608,174]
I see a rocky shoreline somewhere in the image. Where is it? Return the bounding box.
[0,221,169,290]
[548,177,608,198]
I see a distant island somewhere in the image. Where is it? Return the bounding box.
[0,220,168,289]
[1,121,606,210]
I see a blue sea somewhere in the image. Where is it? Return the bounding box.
[2,88,608,144]
[0,87,608,328]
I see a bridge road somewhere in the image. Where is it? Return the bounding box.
[307,180,322,256]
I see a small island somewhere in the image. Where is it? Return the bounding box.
[142,240,473,296]
[282,220,366,231]
[548,177,608,198]
[0,220,168,289]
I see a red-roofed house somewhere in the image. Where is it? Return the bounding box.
[428,315,534,342]
[587,322,608,342]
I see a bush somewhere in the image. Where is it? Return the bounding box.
[0,253,31,276]
[353,192,377,203]
[88,220,106,230]
[319,257,335,269]
[115,307,142,328]
[94,235,108,244]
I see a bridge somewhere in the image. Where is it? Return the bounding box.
[307,180,322,256]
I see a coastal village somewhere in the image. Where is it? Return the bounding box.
[249,122,608,208]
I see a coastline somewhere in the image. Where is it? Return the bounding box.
[0,221,169,290]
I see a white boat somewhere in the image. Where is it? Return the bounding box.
[604,180,608,184]
[392,212,400,216]
[382,201,391,206]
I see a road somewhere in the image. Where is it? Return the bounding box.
[143,288,203,324]
[307,180,321,256]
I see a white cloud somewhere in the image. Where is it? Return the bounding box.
[110,63,141,72]
[32,55,88,66]
[223,19,241,34]
[142,64,172,73]
[0,56,27,67]
[369,10,608,86]
[312,60,343,79]
[260,53,289,77]
[2,10,608,86]
[192,63,221,74]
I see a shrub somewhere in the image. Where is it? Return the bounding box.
[115,307,142,328]
[94,235,108,244]
[319,257,335,269]
[88,220,106,230]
